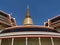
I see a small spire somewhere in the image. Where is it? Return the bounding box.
[26,4,30,17]
[23,5,33,25]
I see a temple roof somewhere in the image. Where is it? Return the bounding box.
[1,26,57,33]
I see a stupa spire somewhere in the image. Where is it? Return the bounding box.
[26,4,30,17]
[23,5,33,25]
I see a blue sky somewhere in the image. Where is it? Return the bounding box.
[0,0,60,25]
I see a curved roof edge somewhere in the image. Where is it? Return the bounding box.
[5,25,54,30]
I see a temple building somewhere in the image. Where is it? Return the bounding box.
[0,10,16,32]
[0,5,60,45]
[44,16,60,32]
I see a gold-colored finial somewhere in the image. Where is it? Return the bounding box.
[23,5,33,25]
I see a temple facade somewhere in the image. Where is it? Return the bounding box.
[0,6,60,45]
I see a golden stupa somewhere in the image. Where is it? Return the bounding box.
[23,5,33,25]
